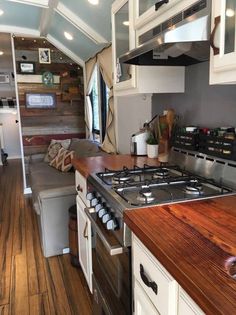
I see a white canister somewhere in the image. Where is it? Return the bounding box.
[147,144,159,158]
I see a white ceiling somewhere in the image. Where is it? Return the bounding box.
[0,0,115,66]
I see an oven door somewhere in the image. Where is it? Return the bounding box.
[85,208,132,315]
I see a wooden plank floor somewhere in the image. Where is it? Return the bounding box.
[0,160,92,315]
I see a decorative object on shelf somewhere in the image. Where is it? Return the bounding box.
[146,132,159,158]
[25,92,56,109]
[42,71,54,87]
[38,48,51,64]
[19,61,35,74]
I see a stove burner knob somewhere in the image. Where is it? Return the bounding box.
[102,213,111,224]
[91,198,99,207]
[98,208,107,218]
[86,192,95,201]
[95,203,103,212]
[106,218,118,231]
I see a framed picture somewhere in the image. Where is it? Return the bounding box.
[19,62,35,74]
[38,48,51,64]
[25,93,56,109]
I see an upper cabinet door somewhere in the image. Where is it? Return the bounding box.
[134,0,182,30]
[112,0,136,91]
[138,0,158,17]
[210,0,236,84]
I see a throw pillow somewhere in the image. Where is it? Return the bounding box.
[45,142,62,162]
[50,147,74,172]
[44,139,71,162]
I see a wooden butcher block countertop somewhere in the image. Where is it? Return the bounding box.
[72,154,160,177]
[73,154,236,314]
[124,197,236,315]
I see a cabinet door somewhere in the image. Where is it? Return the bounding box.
[112,0,136,90]
[134,280,160,315]
[77,196,92,292]
[178,288,205,315]
[135,0,182,30]
[210,0,236,84]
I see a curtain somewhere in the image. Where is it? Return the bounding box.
[85,57,96,139]
[97,46,116,153]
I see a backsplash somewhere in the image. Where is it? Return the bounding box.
[152,62,236,128]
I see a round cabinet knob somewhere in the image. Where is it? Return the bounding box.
[91,198,99,207]
[102,213,111,224]
[98,208,107,218]
[86,192,95,201]
[106,219,118,231]
[95,203,103,213]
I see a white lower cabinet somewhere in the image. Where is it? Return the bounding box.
[132,234,205,315]
[178,288,205,315]
[134,279,159,315]
[76,194,92,293]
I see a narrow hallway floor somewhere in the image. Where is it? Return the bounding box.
[0,160,92,315]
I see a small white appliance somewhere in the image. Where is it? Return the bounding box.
[130,130,149,156]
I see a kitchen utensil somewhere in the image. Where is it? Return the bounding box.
[166,109,175,138]
[157,116,162,140]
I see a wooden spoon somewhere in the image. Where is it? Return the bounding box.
[166,109,175,139]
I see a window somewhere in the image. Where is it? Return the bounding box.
[89,66,109,142]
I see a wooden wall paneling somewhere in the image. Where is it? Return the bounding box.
[15,37,85,171]
[23,145,48,156]
[21,115,85,128]
[20,101,84,117]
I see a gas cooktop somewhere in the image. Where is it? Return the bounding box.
[94,164,235,207]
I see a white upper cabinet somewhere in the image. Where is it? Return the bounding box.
[112,0,185,95]
[112,0,136,91]
[210,0,236,84]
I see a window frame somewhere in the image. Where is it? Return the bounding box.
[89,65,109,142]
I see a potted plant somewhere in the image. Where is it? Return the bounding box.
[146,132,159,158]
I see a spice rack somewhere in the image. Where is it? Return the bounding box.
[172,130,199,151]
[199,134,236,160]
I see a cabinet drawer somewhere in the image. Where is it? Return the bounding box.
[75,170,88,206]
[133,235,178,315]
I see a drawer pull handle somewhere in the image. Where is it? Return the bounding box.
[77,185,83,193]
[210,15,220,56]
[83,222,88,239]
[140,264,158,295]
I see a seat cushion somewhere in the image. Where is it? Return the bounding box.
[29,161,75,203]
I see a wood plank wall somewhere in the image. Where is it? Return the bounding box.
[15,38,86,157]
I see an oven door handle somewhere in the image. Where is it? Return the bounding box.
[85,207,125,256]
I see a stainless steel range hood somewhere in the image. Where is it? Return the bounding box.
[119,0,211,66]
